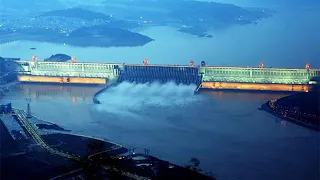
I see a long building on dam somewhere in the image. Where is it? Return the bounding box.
[14,57,320,92]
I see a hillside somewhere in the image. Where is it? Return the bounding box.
[97,0,273,36]
[0,57,21,85]
[14,25,153,48]
[67,25,154,47]
[276,91,320,116]
[0,57,21,75]
[39,8,112,21]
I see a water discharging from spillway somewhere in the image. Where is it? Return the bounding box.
[94,81,202,118]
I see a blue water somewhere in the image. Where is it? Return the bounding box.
[2,83,319,180]
[1,1,319,179]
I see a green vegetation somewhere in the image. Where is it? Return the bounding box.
[185,157,203,173]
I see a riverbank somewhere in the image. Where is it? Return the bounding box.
[2,107,216,179]
[0,81,19,100]
[261,91,320,131]
[0,118,80,180]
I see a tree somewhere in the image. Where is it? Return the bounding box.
[185,157,202,173]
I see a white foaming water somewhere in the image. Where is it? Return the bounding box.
[95,81,200,118]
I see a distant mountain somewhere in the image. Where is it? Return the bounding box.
[267,0,320,6]
[100,0,272,20]
[39,8,112,21]
[98,0,273,35]
[205,0,320,7]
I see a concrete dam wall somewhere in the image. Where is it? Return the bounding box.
[13,60,320,100]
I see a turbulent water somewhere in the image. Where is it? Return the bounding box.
[95,81,199,117]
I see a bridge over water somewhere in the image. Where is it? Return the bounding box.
[15,59,320,92]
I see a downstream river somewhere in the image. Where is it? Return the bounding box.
[1,83,319,180]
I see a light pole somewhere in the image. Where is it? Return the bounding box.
[25,98,32,118]
[128,148,136,155]
[144,148,150,156]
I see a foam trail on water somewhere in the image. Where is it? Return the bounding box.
[95,81,200,117]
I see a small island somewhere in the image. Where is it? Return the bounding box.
[67,25,154,47]
[15,25,154,48]
[36,123,71,132]
[178,27,213,38]
[44,54,71,62]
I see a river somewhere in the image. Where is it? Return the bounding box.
[1,83,319,180]
[0,1,319,180]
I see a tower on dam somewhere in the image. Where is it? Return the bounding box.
[14,56,320,92]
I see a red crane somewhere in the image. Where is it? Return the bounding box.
[189,60,194,67]
[72,57,76,63]
[32,55,37,62]
[143,58,148,66]
[305,63,310,70]
[259,62,263,68]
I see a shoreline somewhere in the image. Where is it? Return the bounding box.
[0,80,19,100]
[260,100,319,131]
[2,108,216,179]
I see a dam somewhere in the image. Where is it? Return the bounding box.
[14,58,320,93]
